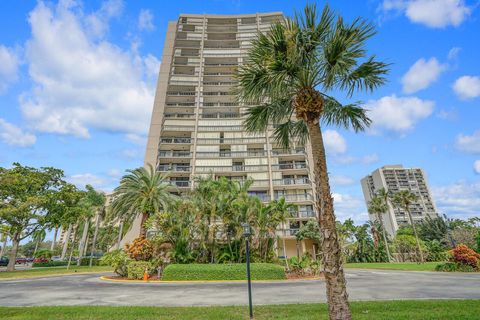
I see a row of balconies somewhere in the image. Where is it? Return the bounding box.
[188,163,307,173]
[163,112,240,119]
[157,149,306,158]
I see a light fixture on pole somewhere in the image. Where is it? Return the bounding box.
[242,222,253,320]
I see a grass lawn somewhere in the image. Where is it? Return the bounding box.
[0,265,113,279]
[345,262,440,271]
[0,300,478,319]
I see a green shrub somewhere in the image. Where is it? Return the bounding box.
[435,262,475,272]
[162,263,285,281]
[127,261,154,280]
[79,257,100,266]
[32,261,68,268]
[100,250,131,277]
[35,250,53,259]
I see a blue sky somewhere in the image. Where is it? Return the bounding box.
[0,0,479,225]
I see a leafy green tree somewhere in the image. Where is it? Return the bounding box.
[0,163,66,271]
[368,195,392,261]
[0,224,9,258]
[112,165,175,237]
[236,4,388,317]
[391,190,424,262]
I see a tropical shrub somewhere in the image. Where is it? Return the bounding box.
[393,234,426,262]
[287,254,321,277]
[162,263,285,281]
[32,261,68,267]
[79,257,100,266]
[476,229,480,254]
[100,249,131,277]
[125,237,154,261]
[35,249,53,259]
[425,240,448,262]
[435,262,475,272]
[448,244,480,270]
[127,261,154,280]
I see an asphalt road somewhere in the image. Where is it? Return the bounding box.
[0,269,479,306]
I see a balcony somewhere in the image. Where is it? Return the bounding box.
[201,112,239,119]
[197,125,243,132]
[162,125,195,132]
[170,180,191,188]
[271,149,306,156]
[166,103,195,107]
[195,150,266,158]
[271,162,307,170]
[158,151,192,158]
[160,137,192,144]
[275,194,313,202]
[195,165,268,173]
[196,137,266,144]
[273,177,310,186]
[164,113,196,119]
[158,165,191,172]
[202,102,238,107]
[166,91,196,96]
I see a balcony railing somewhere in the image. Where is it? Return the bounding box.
[201,113,239,119]
[202,91,233,95]
[202,102,238,107]
[163,125,195,132]
[271,149,306,156]
[158,151,192,157]
[272,178,310,186]
[195,150,267,158]
[197,126,243,131]
[195,165,268,173]
[170,181,191,187]
[166,103,195,107]
[164,113,196,119]
[166,91,196,96]
[158,165,191,172]
[203,81,238,86]
[275,194,313,201]
[271,162,308,170]
[196,137,266,144]
[160,137,192,144]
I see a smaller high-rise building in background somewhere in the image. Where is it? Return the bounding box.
[361,165,439,236]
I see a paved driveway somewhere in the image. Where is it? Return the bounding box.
[0,269,479,306]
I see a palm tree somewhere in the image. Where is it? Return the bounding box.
[391,190,424,262]
[367,195,392,262]
[112,165,175,238]
[32,228,46,257]
[0,225,9,258]
[235,4,388,318]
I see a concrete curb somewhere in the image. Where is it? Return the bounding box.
[99,275,323,284]
[0,271,113,281]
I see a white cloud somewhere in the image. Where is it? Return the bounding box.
[0,118,36,147]
[331,175,356,186]
[143,54,160,78]
[324,130,347,155]
[474,160,480,174]
[383,0,472,28]
[432,180,480,219]
[332,193,368,224]
[402,58,446,93]
[125,133,147,146]
[456,131,480,154]
[67,173,105,189]
[0,45,20,93]
[335,153,379,165]
[453,76,480,100]
[85,0,123,38]
[138,9,155,31]
[447,47,461,60]
[367,95,434,134]
[20,0,157,138]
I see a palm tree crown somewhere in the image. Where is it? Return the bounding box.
[236,4,389,319]
[112,165,176,237]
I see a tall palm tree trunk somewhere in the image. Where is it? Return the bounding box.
[376,213,392,262]
[307,120,351,320]
[77,220,90,266]
[67,225,78,270]
[140,212,148,238]
[406,209,424,262]
[61,224,73,260]
[50,226,59,251]
[116,219,124,250]
[6,232,20,272]
[89,212,102,267]
[0,235,8,258]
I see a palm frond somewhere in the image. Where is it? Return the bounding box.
[321,96,371,132]
[340,56,390,97]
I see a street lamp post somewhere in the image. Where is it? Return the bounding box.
[242,223,253,320]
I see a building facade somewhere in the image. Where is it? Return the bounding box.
[361,165,439,236]
[121,13,319,258]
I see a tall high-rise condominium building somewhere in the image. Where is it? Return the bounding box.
[121,13,319,258]
[361,165,439,236]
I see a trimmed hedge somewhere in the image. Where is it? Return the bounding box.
[162,263,286,281]
[80,257,100,266]
[127,261,154,280]
[32,261,68,268]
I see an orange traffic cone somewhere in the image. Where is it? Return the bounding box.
[143,268,148,281]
